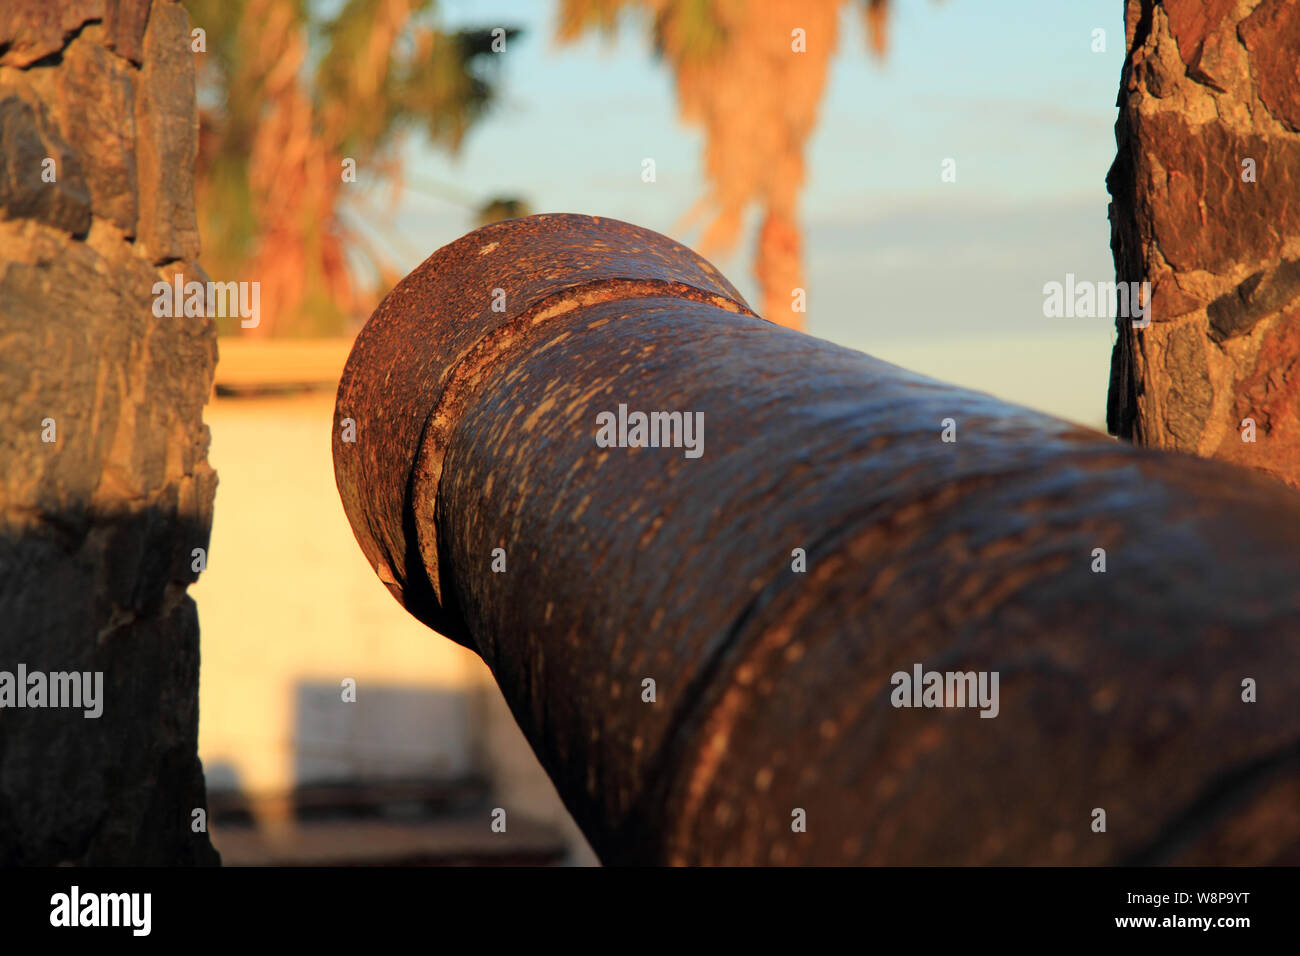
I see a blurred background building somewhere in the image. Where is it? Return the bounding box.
[193,342,598,864]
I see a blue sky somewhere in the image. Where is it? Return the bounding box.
[350,0,1129,428]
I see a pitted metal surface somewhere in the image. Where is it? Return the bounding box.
[335,213,1300,865]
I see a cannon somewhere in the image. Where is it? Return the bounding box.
[333,213,1300,865]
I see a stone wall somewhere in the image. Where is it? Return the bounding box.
[1108,0,1300,489]
[0,0,218,864]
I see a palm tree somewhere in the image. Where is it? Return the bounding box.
[557,0,895,330]
[185,0,518,336]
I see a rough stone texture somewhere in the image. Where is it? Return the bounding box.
[1239,0,1300,132]
[0,1,219,865]
[0,0,105,69]
[50,30,139,234]
[133,1,198,264]
[103,0,153,67]
[1108,0,1300,489]
[0,95,91,235]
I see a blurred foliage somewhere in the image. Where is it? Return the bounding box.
[183,0,519,336]
[557,0,731,67]
[476,197,533,227]
[556,0,899,329]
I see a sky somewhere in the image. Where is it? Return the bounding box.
[349,0,1129,429]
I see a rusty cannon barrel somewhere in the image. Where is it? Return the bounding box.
[333,213,1300,866]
